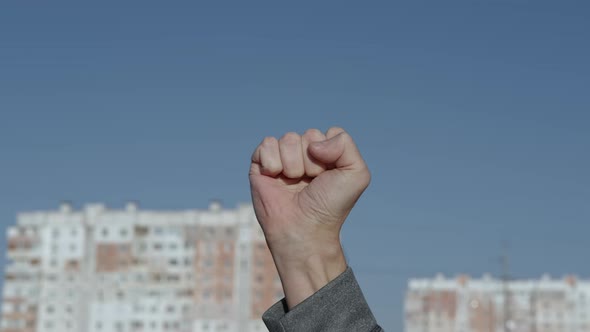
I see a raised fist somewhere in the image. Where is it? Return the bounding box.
[249,127,371,308]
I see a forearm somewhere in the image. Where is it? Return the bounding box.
[269,240,347,309]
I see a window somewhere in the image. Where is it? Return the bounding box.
[101,228,109,237]
[226,242,233,252]
[2,303,13,314]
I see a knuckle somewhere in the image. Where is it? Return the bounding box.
[303,128,323,138]
[327,126,345,135]
[281,132,301,143]
[358,168,372,187]
[261,136,277,147]
[338,131,354,144]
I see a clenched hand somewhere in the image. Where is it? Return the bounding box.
[249,127,371,309]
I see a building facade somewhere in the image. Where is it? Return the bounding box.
[405,274,590,332]
[1,202,282,332]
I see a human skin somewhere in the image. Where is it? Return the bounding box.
[249,127,371,309]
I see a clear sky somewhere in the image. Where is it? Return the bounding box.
[1,1,589,330]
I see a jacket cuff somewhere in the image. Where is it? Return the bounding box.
[262,267,379,332]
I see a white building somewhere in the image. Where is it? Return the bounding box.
[405,273,590,332]
[1,202,282,332]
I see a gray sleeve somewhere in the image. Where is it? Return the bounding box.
[262,267,383,332]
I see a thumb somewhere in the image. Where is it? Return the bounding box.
[308,131,367,171]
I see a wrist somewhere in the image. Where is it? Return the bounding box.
[269,240,347,309]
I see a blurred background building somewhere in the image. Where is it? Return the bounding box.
[1,201,282,332]
[405,273,590,332]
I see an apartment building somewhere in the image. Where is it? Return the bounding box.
[405,273,590,332]
[1,201,282,332]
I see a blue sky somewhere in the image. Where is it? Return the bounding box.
[1,1,589,330]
